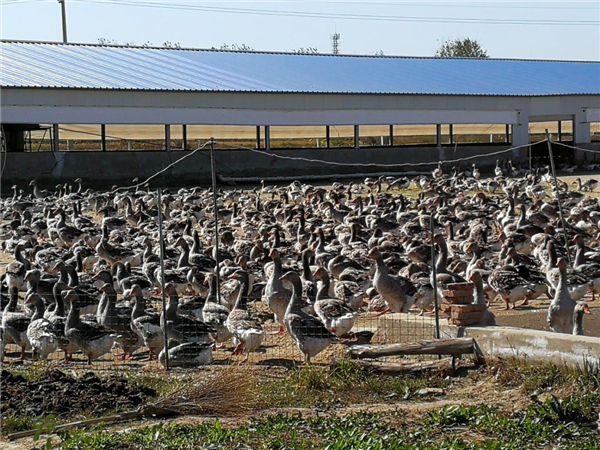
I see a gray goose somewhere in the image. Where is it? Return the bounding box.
[127,284,164,360]
[547,258,577,334]
[572,302,591,336]
[25,294,67,360]
[312,267,357,337]
[367,247,417,315]
[225,270,265,362]
[281,271,337,365]
[262,248,291,334]
[63,289,117,365]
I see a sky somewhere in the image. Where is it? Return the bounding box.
[0,0,599,60]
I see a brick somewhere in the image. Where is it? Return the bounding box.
[451,310,485,320]
[451,304,487,313]
[449,317,482,326]
[444,296,474,305]
[446,282,474,291]
[443,289,474,298]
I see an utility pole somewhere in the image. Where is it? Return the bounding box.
[331,32,340,55]
[58,0,68,43]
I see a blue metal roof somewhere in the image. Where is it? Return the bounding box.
[1,41,599,96]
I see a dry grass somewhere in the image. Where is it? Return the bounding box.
[154,366,257,416]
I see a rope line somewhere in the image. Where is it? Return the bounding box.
[113,140,213,192]
[219,140,538,169]
[552,140,600,154]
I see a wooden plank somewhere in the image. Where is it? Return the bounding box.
[349,338,475,359]
[334,358,453,375]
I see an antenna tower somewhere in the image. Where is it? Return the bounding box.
[331,32,340,55]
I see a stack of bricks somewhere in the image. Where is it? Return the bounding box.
[440,282,486,326]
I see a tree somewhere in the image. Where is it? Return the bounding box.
[435,38,488,58]
[212,43,255,51]
[292,47,319,54]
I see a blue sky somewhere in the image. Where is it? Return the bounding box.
[1,0,598,60]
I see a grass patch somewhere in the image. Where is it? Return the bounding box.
[0,414,36,436]
[258,358,449,408]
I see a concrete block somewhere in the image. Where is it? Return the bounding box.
[443,325,600,367]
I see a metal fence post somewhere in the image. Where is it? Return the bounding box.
[157,188,169,370]
[210,138,221,304]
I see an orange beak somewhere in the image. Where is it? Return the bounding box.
[584,306,592,315]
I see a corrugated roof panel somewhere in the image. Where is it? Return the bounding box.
[0,41,599,96]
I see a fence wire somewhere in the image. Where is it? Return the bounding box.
[0,138,597,372]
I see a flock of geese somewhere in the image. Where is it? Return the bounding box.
[0,165,598,367]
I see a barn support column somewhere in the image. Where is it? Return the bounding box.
[165,125,171,151]
[265,126,271,150]
[354,125,359,148]
[326,126,330,148]
[449,124,454,144]
[52,124,59,152]
[436,124,442,148]
[100,124,106,151]
[389,125,394,146]
[256,126,261,149]
[182,124,187,150]
[511,112,530,161]
[505,124,510,143]
[574,110,591,144]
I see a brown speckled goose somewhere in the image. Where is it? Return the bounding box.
[368,247,416,315]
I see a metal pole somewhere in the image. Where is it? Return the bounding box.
[58,0,68,43]
[389,125,394,146]
[265,126,271,151]
[354,125,360,149]
[545,130,572,266]
[430,215,441,340]
[182,124,187,150]
[157,188,169,370]
[100,124,106,151]
[256,126,261,149]
[558,121,562,142]
[325,126,330,148]
[210,138,221,304]
[165,125,171,152]
[52,124,59,153]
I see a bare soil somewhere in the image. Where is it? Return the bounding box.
[0,369,156,419]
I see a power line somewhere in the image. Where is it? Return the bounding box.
[73,0,600,26]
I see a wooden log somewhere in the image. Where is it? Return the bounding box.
[334,358,453,375]
[349,338,476,359]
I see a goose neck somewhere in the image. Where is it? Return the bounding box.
[316,273,330,301]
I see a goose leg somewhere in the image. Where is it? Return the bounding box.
[375,308,392,318]
[20,348,26,360]
[518,294,530,307]
[501,299,510,311]
[275,324,286,335]
[232,342,244,356]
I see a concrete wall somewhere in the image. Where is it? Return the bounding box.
[0,144,520,190]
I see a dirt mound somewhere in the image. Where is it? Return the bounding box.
[0,369,156,418]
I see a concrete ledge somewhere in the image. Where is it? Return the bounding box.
[446,326,600,367]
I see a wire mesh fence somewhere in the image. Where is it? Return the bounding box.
[1,180,443,374]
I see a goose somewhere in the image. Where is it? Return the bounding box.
[225,270,265,362]
[2,289,32,359]
[5,244,30,291]
[25,294,67,360]
[63,289,118,364]
[281,271,337,365]
[262,248,291,334]
[368,247,417,315]
[161,283,216,345]
[468,271,497,326]
[488,266,536,310]
[158,341,213,367]
[547,258,577,334]
[99,282,142,358]
[201,273,232,345]
[572,301,591,336]
[128,284,164,360]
